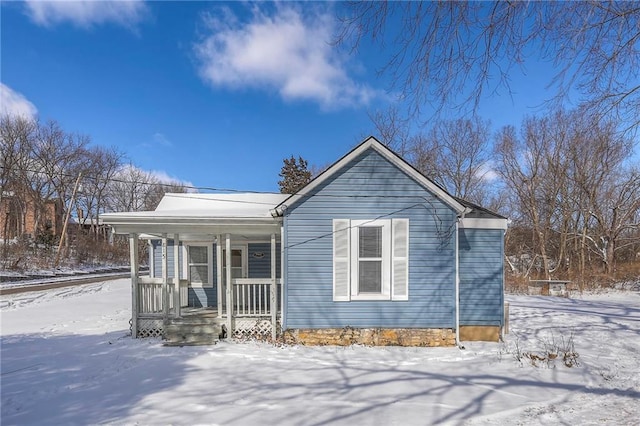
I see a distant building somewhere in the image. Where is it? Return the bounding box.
[0,192,63,240]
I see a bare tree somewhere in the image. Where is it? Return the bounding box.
[106,164,157,212]
[0,116,36,246]
[421,118,493,204]
[368,106,412,156]
[106,164,188,212]
[339,2,640,130]
[76,146,123,238]
[30,120,90,247]
[371,112,494,206]
[496,107,639,279]
[495,120,556,279]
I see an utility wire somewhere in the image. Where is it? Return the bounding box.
[0,165,455,203]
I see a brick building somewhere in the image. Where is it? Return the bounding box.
[0,193,63,240]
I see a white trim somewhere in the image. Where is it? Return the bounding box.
[277,137,465,214]
[173,233,181,317]
[332,219,351,301]
[222,244,248,279]
[350,219,391,301]
[270,233,277,341]
[148,240,154,279]
[216,235,223,315]
[391,218,409,301]
[459,217,508,230]
[280,225,285,327]
[455,220,460,346]
[184,242,214,288]
[225,234,232,335]
[129,233,139,337]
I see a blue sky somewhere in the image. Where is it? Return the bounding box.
[2,1,559,193]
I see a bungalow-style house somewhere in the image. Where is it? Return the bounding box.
[102,137,507,346]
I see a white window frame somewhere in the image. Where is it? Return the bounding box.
[350,219,391,300]
[222,244,248,282]
[184,242,214,288]
[333,218,409,302]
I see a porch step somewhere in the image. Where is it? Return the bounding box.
[163,315,227,346]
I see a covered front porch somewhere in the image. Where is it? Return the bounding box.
[130,232,281,341]
[101,193,288,342]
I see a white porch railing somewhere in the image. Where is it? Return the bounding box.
[232,278,281,317]
[138,277,188,315]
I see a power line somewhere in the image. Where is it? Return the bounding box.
[0,164,458,203]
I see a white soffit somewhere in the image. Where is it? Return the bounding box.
[459,217,508,230]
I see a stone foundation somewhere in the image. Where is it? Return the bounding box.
[283,327,456,347]
[459,325,501,342]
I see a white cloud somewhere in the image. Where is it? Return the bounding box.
[194,5,383,109]
[116,164,195,191]
[149,169,194,189]
[152,132,172,147]
[1,83,38,119]
[24,0,148,29]
[476,160,499,182]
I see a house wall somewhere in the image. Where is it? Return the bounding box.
[150,239,281,308]
[0,196,62,239]
[458,228,504,328]
[283,149,458,330]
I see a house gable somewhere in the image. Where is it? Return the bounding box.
[276,136,466,215]
[283,146,459,330]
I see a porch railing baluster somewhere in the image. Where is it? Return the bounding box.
[230,279,281,317]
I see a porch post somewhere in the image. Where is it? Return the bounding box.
[270,232,277,341]
[216,235,223,317]
[129,233,139,338]
[225,234,232,336]
[173,233,181,317]
[161,234,169,323]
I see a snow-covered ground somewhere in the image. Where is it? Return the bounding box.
[1,279,638,425]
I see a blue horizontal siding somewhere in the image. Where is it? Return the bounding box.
[248,243,281,278]
[189,288,216,308]
[458,228,504,326]
[151,240,184,279]
[283,149,458,329]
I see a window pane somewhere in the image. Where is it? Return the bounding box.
[190,265,208,284]
[359,261,382,293]
[231,249,242,268]
[189,246,207,264]
[359,227,382,258]
[223,249,243,268]
[231,267,243,279]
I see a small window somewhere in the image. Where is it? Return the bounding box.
[333,218,409,302]
[358,226,383,294]
[187,245,212,287]
[223,248,245,280]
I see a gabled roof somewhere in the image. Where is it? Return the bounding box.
[274,136,467,215]
[453,197,507,220]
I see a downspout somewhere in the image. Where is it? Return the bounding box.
[455,207,472,348]
[455,218,460,347]
[280,225,285,331]
[271,205,287,331]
